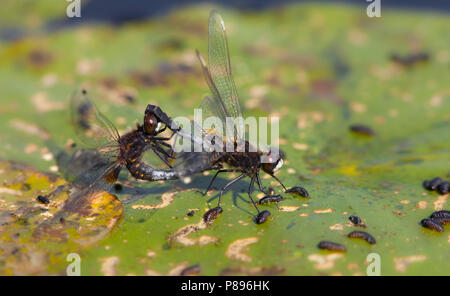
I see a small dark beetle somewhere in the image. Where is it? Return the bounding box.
[36,195,50,204]
[285,186,309,198]
[203,206,223,224]
[422,180,432,190]
[428,177,443,191]
[317,241,347,252]
[436,182,449,195]
[259,195,283,204]
[349,124,375,136]
[255,210,271,224]
[347,231,376,245]
[349,215,366,228]
[431,217,449,226]
[430,210,450,219]
[420,218,444,232]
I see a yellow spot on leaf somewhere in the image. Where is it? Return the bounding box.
[339,165,360,176]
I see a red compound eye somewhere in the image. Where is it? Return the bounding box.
[144,113,157,134]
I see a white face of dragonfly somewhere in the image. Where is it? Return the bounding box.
[155,122,162,132]
[274,158,283,172]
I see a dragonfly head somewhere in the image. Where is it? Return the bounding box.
[261,148,285,175]
[143,111,159,135]
[143,104,173,135]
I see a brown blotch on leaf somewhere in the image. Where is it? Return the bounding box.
[129,62,195,88]
[27,49,53,68]
[130,71,168,87]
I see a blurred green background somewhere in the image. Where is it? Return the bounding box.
[0,0,449,275]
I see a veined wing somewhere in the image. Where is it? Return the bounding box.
[58,147,121,187]
[173,149,222,178]
[172,119,223,177]
[70,88,120,149]
[45,160,122,225]
[196,10,244,142]
[207,10,242,119]
[45,146,123,226]
[170,11,245,178]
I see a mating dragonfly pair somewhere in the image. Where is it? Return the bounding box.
[64,11,308,224]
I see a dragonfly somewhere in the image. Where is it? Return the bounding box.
[139,11,309,224]
[69,88,180,184]
[41,88,179,223]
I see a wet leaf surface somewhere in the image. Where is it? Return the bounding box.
[0,161,123,275]
[0,3,449,275]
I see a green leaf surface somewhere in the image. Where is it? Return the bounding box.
[0,2,449,275]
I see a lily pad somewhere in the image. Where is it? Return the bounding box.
[0,2,449,275]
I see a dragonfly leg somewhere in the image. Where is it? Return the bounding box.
[167,129,179,140]
[155,125,167,134]
[256,172,269,195]
[217,173,247,207]
[258,172,281,210]
[150,136,171,141]
[203,169,233,196]
[269,173,287,191]
[247,174,261,214]
[157,141,172,149]
[154,142,175,159]
[157,143,176,159]
[149,145,174,168]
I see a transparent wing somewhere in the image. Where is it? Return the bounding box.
[173,150,222,177]
[171,119,223,176]
[199,95,226,138]
[140,144,173,169]
[168,11,245,177]
[47,160,123,225]
[207,10,242,119]
[70,88,120,149]
[196,11,244,142]
[58,147,121,187]
[66,88,121,186]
